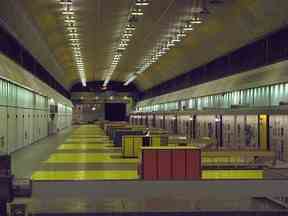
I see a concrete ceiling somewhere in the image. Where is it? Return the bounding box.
[17,0,288,91]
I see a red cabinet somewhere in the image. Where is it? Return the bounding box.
[141,147,201,180]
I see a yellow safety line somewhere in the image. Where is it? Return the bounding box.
[202,170,263,179]
[45,153,138,163]
[57,144,120,150]
[31,170,139,180]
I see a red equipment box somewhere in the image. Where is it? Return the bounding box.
[140,147,201,180]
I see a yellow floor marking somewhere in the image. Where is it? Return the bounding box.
[63,142,113,146]
[45,153,138,163]
[58,144,120,150]
[72,132,104,134]
[66,138,110,141]
[69,136,106,138]
[32,170,138,180]
[202,170,263,179]
[65,140,111,143]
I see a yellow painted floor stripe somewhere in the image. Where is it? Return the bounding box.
[202,170,263,179]
[57,144,119,150]
[32,170,138,180]
[65,140,111,143]
[45,153,138,163]
[69,136,106,138]
[63,143,113,146]
[66,139,110,142]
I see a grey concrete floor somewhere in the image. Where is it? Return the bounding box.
[11,128,72,179]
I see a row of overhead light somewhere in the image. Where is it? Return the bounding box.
[59,0,87,87]
[103,0,151,88]
[124,9,204,86]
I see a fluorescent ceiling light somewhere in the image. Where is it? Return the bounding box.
[167,42,175,47]
[191,17,203,24]
[135,0,150,6]
[67,26,77,31]
[64,16,76,21]
[59,0,72,5]
[121,38,130,43]
[171,37,181,43]
[124,74,137,86]
[68,33,79,37]
[119,43,128,47]
[62,11,74,15]
[131,8,144,16]
[183,22,194,31]
[123,33,133,37]
[69,38,79,41]
[177,32,187,37]
[71,41,80,45]
[64,20,76,24]
[126,24,136,31]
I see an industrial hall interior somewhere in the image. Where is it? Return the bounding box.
[1,0,288,215]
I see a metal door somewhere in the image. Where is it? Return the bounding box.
[45,111,49,137]
[33,110,38,142]
[7,107,17,153]
[0,107,8,153]
[23,109,29,146]
[17,108,24,149]
[28,109,34,144]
